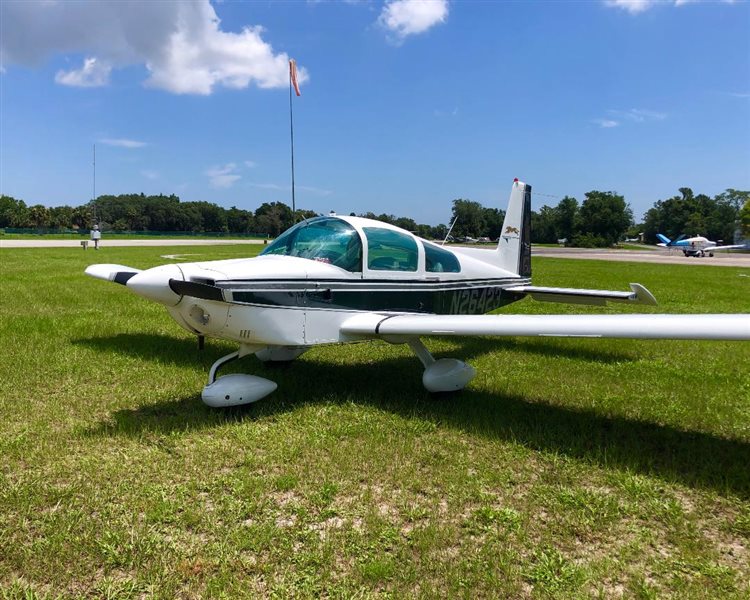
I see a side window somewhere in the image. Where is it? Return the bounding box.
[364,227,418,272]
[424,242,461,273]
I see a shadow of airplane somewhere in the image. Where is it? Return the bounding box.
[75,331,637,368]
[74,333,750,499]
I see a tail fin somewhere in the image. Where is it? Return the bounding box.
[496,179,532,277]
[656,233,671,245]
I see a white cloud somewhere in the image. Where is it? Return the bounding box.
[605,0,654,13]
[1,1,308,95]
[609,108,666,122]
[99,138,147,148]
[606,0,737,13]
[141,170,159,180]
[378,0,448,42]
[629,108,666,121]
[54,56,111,87]
[206,163,241,188]
[244,160,258,168]
[249,182,286,191]
[675,0,737,5]
[593,108,665,128]
[249,182,332,196]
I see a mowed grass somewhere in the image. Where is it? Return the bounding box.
[1,245,748,598]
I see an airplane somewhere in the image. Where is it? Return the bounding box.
[86,179,750,407]
[656,233,746,257]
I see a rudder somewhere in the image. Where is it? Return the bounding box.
[656,234,671,245]
[496,179,532,277]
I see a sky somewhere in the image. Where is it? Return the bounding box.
[1,0,748,225]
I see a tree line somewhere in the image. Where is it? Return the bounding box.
[0,193,316,238]
[642,188,749,244]
[530,188,749,246]
[530,191,634,247]
[0,193,453,239]
[2,187,748,245]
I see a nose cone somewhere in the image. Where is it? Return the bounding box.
[126,264,184,306]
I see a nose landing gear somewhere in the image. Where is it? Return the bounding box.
[201,348,277,407]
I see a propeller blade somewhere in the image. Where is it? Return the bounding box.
[85,264,141,285]
[169,278,226,302]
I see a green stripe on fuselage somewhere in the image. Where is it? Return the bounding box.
[231,284,523,314]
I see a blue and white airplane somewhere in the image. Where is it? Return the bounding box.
[656,233,746,258]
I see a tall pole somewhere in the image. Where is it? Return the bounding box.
[92,143,97,225]
[288,65,296,221]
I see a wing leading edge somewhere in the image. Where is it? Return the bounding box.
[341,313,750,341]
[708,244,747,252]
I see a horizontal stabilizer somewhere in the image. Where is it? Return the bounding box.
[504,283,657,306]
[341,313,750,341]
[85,264,141,285]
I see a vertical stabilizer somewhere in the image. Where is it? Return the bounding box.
[496,179,532,276]
[656,234,672,245]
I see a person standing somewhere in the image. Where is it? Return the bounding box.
[91,224,101,250]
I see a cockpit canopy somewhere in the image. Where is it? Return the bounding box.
[261,217,363,272]
[260,216,461,274]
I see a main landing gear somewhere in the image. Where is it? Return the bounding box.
[199,339,474,408]
[406,338,476,393]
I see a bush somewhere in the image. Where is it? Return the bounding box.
[572,233,609,248]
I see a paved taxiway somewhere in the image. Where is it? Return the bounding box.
[533,246,750,268]
[1,238,266,248]
[2,238,748,268]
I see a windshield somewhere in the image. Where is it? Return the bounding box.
[261,217,363,272]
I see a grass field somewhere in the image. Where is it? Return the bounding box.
[1,245,748,598]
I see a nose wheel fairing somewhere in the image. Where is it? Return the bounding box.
[201,348,278,407]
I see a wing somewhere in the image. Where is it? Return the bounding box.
[504,283,657,306]
[341,312,750,341]
[707,244,747,252]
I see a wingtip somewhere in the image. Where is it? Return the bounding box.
[629,283,658,306]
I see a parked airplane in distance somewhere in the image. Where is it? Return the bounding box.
[656,234,746,258]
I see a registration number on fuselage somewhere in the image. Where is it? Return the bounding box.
[447,287,505,315]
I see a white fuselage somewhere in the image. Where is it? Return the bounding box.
[676,237,715,256]
[129,215,527,351]
[164,252,526,350]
